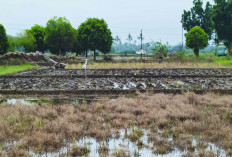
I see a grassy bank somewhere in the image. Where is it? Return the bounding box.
[0,64,38,75]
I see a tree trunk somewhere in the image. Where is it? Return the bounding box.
[94,50,96,61]
[194,48,199,57]
[141,53,142,60]
[85,51,88,58]
[229,41,232,56]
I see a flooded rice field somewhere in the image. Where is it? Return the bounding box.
[1,68,232,156]
[0,68,232,95]
[0,77,232,91]
[1,92,232,156]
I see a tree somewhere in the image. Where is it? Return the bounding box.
[16,30,36,53]
[127,34,133,43]
[29,25,45,52]
[0,24,9,55]
[181,0,214,39]
[115,35,121,43]
[76,18,113,61]
[213,0,232,55]
[186,26,208,57]
[73,29,88,57]
[44,17,75,55]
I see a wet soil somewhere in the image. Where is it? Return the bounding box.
[1,68,232,95]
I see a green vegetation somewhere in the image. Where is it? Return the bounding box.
[181,0,214,39]
[213,0,232,54]
[0,24,9,55]
[76,18,113,60]
[186,26,209,57]
[30,25,45,52]
[44,17,75,56]
[0,64,38,75]
[152,41,168,59]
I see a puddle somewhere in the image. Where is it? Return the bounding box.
[113,82,119,89]
[129,82,137,88]
[3,98,96,106]
[7,99,36,106]
[176,81,185,86]
[27,129,227,157]
[123,85,129,90]
[2,128,227,157]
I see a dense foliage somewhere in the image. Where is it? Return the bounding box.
[29,25,45,52]
[181,0,214,39]
[75,18,113,60]
[186,26,209,57]
[44,17,75,55]
[0,24,9,55]
[152,42,168,59]
[213,0,232,55]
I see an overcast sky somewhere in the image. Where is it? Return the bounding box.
[0,0,213,45]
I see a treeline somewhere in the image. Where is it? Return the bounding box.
[0,17,113,60]
[181,0,232,54]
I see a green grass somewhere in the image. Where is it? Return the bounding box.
[0,64,38,75]
[214,56,232,65]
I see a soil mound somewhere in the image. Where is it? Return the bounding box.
[0,52,81,65]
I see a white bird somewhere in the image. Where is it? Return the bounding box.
[82,59,88,69]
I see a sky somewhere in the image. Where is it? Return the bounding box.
[0,0,213,45]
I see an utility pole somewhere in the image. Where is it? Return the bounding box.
[138,29,144,59]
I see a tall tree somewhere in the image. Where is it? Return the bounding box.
[213,0,232,54]
[127,33,133,43]
[73,29,88,57]
[0,24,9,55]
[44,17,75,55]
[186,26,209,57]
[181,0,214,39]
[16,30,36,53]
[115,35,121,43]
[76,18,113,61]
[29,25,45,52]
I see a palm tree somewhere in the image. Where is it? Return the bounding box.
[127,33,133,43]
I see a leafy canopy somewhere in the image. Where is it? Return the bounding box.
[44,17,75,55]
[76,18,113,60]
[0,24,9,55]
[181,0,214,39]
[29,25,45,52]
[186,26,209,57]
[213,0,232,54]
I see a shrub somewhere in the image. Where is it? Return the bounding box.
[186,26,209,57]
[152,42,168,59]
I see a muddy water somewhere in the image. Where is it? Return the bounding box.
[3,98,98,106]
[0,97,227,157]
[28,129,226,157]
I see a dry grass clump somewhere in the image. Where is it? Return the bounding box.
[1,92,232,155]
[69,145,90,157]
[112,149,130,157]
[0,148,32,157]
[98,144,109,156]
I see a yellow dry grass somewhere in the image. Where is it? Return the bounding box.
[66,62,230,69]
